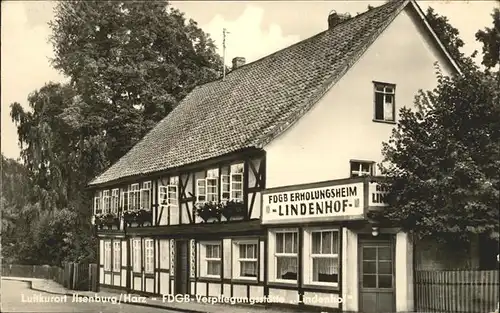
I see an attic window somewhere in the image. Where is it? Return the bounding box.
[350,160,375,177]
[373,82,395,122]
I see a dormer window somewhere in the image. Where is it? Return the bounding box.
[350,160,375,177]
[374,82,395,122]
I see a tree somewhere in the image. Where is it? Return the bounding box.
[49,0,224,163]
[425,7,466,65]
[370,64,500,242]
[9,1,225,264]
[475,8,500,69]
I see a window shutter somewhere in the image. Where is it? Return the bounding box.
[221,175,230,200]
[196,179,206,202]
[230,173,244,201]
[159,186,169,207]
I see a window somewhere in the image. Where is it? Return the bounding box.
[206,168,219,202]
[167,181,178,222]
[140,182,151,210]
[200,242,221,277]
[221,174,230,201]
[275,231,298,281]
[111,189,119,214]
[132,239,141,272]
[113,241,121,272]
[233,241,258,279]
[350,161,374,177]
[310,230,339,284]
[102,190,110,214]
[230,163,244,202]
[130,184,140,210]
[104,241,111,271]
[94,192,101,215]
[196,179,206,202]
[374,82,395,122]
[121,189,129,211]
[145,239,154,274]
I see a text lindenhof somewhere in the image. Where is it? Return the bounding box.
[264,182,364,222]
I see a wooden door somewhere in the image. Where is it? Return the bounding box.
[359,237,395,313]
[175,240,189,295]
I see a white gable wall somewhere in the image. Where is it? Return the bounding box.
[264,5,455,188]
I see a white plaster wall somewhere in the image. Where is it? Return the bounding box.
[196,282,207,296]
[223,239,232,279]
[121,241,127,268]
[160,273,169,294]
[250,285,264,298]
[342,228,359,311]
[99,268,104,284]
[104,273,111,285]
[264,6,455,188]
[233,284,247,298]
[113,274,120,286]
[209,283,221,297]
[223,284,231,296]
[146,278,154,293]
[99,240,104,264]
[121,270,126,287]
[133,277,141,291]
[395,231,413,312]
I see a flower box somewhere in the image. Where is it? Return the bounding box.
[221,200,246,221]
[195,202,222,223]
[95,213,120,229]
[123,208,152,227]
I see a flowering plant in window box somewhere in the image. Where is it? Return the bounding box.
[195,201,222,222]
[94,212,120,229]
[221,200,246,221]
[123,208,152,226]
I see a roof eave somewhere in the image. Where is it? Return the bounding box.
[409,0,463,76]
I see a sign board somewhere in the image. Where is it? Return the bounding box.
[368,182,389,207]
[262,182,364,224]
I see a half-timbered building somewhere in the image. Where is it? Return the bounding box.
[88,0,461,312]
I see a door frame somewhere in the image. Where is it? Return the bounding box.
[175,239,190,295]
[358,234,396,313]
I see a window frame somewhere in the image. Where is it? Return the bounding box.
[350,160,375,177]
[272,229,299,283]
[144,239,154,274]
[104,241,112,271]
[140,181,151,210]
[373,82,396,122]
[232,239,258,280]
[132,239,142,273]
[230,163,244,202]
[306,228,340,287]
[196,179,206,203]
[199,241,222,278]
[113,241,121,273]
[111,189,119,214]
[129,184,140,210]
[94,192,101,215]
[102,190,110,214]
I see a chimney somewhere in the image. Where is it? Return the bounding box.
[232,57,246,70]
[328,10,351,29]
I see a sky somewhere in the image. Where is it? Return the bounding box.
[1,0,498,160]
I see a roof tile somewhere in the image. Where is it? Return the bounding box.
[90,0,408,186]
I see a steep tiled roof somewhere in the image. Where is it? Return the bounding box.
[90,0,410,186]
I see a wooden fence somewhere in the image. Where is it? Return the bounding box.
[415,270,499,313]
[1,263,98,292]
